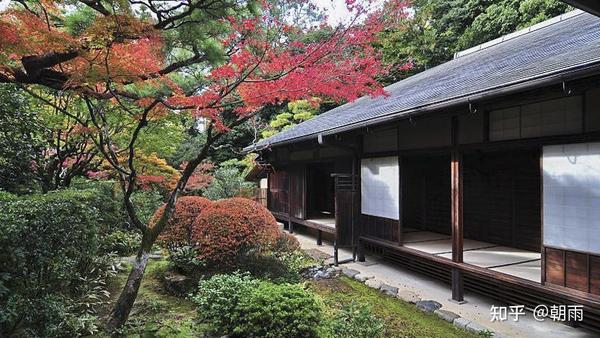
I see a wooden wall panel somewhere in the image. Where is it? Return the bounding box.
[545,247,565,286]
[289,167,305,219]
[590,256,600,295]
[544,246,600,296]
[336,190,359,247]
[566,251,589,292]
[268,170,289,214]
[359,214,399,242]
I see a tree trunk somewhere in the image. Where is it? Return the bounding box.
[105,233,154,332]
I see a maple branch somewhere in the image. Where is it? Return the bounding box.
[78,0,111,16]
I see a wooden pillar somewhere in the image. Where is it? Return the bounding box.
[450,150,465,303]
[397,155,403,245]
[357,239,366,262]
[317,230,323,245]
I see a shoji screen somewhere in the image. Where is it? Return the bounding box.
[543,142,600,254]
[360,156,400,220]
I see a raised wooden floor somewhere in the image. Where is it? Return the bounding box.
[402,230,541,282]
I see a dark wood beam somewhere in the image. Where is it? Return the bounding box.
[563,1,600,17]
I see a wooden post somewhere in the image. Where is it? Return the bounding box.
[450,150,466,303]
[357,239,366,262]
[317,230,323,245]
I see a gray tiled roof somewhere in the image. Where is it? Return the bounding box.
[246,10,600,151]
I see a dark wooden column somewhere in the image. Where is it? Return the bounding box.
[450,150,465,303]
[397,155,403,245]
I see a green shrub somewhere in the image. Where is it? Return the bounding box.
[168,245,205,274]
[328,302,384,338]
[202,166,255,200]
[192,272,260,335]
[0,189,115,337]
[233,282,322,338]
[100,229,141,256]
[193,274,321,338]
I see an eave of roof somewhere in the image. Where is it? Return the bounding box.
[244,10,600,153]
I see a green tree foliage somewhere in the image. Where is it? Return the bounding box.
[0,189,114,336]
[0,85,43,193]
[262,99,320,139]
[377,0,570,83]
[202,161,255,200]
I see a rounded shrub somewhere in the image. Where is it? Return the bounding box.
[232,282,322,338]
[153,196,213,247]
[192,272,260,335]
[193,274,321,338]
[271,231,301,254]
[191,197,279,265]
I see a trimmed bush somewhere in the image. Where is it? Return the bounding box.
[271,231,301,254]
[191,197,279,265]
[154,196,213,247]
[192,272,260,335]
[232,282,321,338]
[0,189,114,337]
[328,302,385,338]
[193,274,321,338]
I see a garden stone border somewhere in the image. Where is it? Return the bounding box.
[337,265,498,336]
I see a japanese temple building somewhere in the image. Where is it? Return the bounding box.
[245,10,600,330]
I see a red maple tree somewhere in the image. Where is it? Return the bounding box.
[0,0,409,329]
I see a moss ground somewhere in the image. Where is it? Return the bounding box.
[96,258,206,337]
[99,258,482,337]
[309,276,482,338]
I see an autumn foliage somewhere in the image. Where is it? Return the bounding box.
[153,196,213,247]
[191,197,280,265]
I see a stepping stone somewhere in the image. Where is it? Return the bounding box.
[356,260,378,266]
[453,317,471,329]
[305,248,332,260]
[365,279,383,290]
[397,290,420,303]
[415,300,442,313]
[434,309,460,323]
[380,284,398,296]
[342,268,360,278]
[354,273,373,282]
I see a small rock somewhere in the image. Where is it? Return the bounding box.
[415,300,442,313]
[163,272,192,296]
[397,290,420,303]
[342,268,360,278]
[332,266,343,272]
[148,254,162,260]
[434,309,460,323]
[466,321,489,334]
[326,267,336,274]
[365,279,383,290]
[380,284,398,296]
[354,274,373,282]
[453,317,471,329]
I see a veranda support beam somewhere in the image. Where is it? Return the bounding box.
[451,150,466,303]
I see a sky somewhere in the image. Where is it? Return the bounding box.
[313,0,354,26]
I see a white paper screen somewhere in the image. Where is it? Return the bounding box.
[361,156,399,220]
[543,143,600,254]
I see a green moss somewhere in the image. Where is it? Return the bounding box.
[98,259,205,337]
[309,276,480,338]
